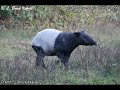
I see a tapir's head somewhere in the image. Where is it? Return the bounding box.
[74,31,97,46]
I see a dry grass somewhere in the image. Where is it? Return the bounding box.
[0,5,120,85]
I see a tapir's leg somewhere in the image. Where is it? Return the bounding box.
[32,46,46,69]
[36,53,46,69]
[62,56,69,70]
[58,55,70,70]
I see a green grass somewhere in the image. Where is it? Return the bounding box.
[0,5,120,85]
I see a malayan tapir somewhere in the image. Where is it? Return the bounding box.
[32,29,97,69]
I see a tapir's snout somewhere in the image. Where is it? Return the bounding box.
[92,41,97,45]
[89,41,97,46]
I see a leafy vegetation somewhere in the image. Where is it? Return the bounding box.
[0,5,120,85]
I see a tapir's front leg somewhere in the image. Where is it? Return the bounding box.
[58,55,70,70]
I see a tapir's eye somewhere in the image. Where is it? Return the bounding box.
[85,36,89,39]
[82,35,91,43]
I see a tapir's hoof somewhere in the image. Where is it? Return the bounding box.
[43,66,47,69]
[35,64,47,69]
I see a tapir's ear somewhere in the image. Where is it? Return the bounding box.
[74,32,80,37]
[79,31,85,35]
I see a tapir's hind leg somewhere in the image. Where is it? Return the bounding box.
[36,52,46,69]
[32,46,46,69]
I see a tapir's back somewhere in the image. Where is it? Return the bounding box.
[32,29,62,52]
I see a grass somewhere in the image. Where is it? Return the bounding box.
[0,5,120,85]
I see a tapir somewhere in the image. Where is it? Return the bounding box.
[32,29,97,69]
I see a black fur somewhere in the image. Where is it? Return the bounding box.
[54,32,80,56]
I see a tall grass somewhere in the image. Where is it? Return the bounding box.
[0,5,120,85]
